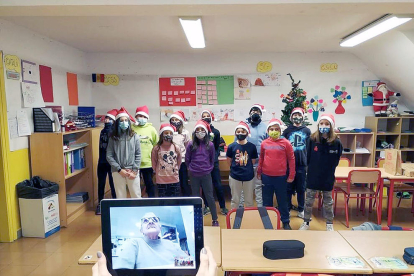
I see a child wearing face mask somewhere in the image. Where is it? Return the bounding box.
[282,107,311,218]
[131,105,158,198]
[226,121,258,209]
[96,109,118,215]
[169,111,192,196]
[257,118,295,230]
[299,113,342,231]
[185,120,219,226]
[151,124,182,197]
[106,107,142,199]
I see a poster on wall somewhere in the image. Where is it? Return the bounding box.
[21,82,45,108]
[235,75,251,88]
[159,77,197,107]
[362,80,379,106]
[160,108,174,122]
[250,73,281,86]
[67,72,79,106]
[197,76,234,105]
[234,87,251,100]
[39,65,54,102]
[4,54,21,80]
[21,60,39,84]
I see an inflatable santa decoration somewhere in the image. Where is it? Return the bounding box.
[368,82,400,117]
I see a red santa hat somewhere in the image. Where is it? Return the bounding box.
[116,107,136,123]
[319,113,335,128]
[135,105,149,119]
[290,107,305,121]
[159,123,176,135]
[106,109,118,121]
[170,110,187,124]
[250,104,266,114]
[267,118,284,130]
[194,120,211,133]
[201,109,215,121]
[235,121,250,134]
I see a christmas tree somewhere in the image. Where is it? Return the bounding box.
[280,73,311,126]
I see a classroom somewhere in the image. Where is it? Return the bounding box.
[0,0,414,275]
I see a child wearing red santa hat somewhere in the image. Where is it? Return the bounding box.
[299,113,343,231]
[106,107,141,199]
[151,123,182,197]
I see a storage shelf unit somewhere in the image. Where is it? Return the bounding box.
[336,132,374,167]
[30,129,96,227]
[365,116,414,166]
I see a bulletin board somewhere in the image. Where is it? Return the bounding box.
[159,77,197,106]
[197,76,234,105]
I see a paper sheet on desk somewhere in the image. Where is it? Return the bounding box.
[370,257,408,269]
[327,256,365,268]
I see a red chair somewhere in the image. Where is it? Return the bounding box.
[271,274,335,276]
[226,207,281,229]
[334,169,382,228]
[381,226,414,231]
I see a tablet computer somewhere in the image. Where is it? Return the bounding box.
[101,197,204,276]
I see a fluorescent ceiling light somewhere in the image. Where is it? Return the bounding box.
[179,17,205,49]
[340,14,412,47]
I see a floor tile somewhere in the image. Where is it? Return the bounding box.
[0,251,23,265]
[61,265,93,276]
[11,252,52,266]
[0,265,38,276]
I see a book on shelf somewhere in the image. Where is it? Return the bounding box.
[64,149,86,176]
[66,192,89,203]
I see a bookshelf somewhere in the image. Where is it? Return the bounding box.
[365,116,414,166]
[336,133,374,167]
[30,128,95,227]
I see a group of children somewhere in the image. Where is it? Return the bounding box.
[97,104,343,230]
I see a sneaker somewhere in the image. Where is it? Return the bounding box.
[291,205,299,211]
[95,204,101,215]
[203,207,211,216]
[297,211,304,219]
[283,223,292,230]
[212,220,219,227]
[326,223,334,231]
[220,208,229,215]
[299,222,310,230]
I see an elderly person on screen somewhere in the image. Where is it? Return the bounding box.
[116,212,189,269]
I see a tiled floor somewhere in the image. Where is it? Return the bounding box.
[0,191,413,276]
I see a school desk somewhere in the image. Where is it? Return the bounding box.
[78,226,221,267]
[221,229,372,274]
[339,230,414,274]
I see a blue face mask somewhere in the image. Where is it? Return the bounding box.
[319,127,330,134]
[137,118,147,126]
[119,121,129,130]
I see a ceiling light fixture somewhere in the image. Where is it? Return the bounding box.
[179,17,205,49]
[340,14,412,47]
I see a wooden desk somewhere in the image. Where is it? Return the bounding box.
[339,230,414,274]
[221,229,372,274]
[79,226,221,267]
[335,167,384,225]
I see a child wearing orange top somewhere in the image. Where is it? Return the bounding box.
[257,118,295,230]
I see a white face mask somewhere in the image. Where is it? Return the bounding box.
[136,117,148,126]
[195,131,206,139]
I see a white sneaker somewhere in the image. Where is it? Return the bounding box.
[299,222,309,230]
[297,211,304,218]
[326,224,334,231]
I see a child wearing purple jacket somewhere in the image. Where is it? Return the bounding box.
[185,120,218,226]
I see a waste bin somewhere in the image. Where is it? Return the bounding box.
[16,176,60,238]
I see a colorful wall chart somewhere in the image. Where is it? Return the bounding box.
[196,76,234,105]
[159,77,197,107]
[362,80,379,106]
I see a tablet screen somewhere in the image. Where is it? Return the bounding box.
[110,205,196,270]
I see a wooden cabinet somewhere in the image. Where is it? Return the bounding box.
[30,129,96,227]
[336,133,374,167]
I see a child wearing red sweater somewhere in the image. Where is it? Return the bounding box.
[257,118,295,230]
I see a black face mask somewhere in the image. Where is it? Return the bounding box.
[202,118,211,124]
[236,134,248,141]
[171,121,182,128]
[163,135,173,142]
[251,113,261,122]
[104,122,113,128]
[292,117,303,125]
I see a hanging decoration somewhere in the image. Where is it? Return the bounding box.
[306,96,327,122]
[331,85,351,114]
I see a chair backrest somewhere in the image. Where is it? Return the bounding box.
[339,157,351,167]
[346,169,381,193]
[377,157,385,168]
[226,207,281,230]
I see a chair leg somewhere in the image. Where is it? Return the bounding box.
[411,195,414,214]
[334,190,338,215]
[397,196,402,208]
[345,194,350,228]
[362,195,366,216]
[318,192,322,211]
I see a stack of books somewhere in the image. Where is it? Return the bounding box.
[66,192,89,203]
[64,148,86,176]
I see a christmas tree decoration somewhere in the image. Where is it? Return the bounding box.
[306,96,327,122]
[280,73,311,126]
[331,85,351,114]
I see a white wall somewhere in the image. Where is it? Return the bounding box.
[0,19,92,150]
[87,52,398,135]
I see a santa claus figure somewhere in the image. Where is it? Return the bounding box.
[368,82,400,117]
